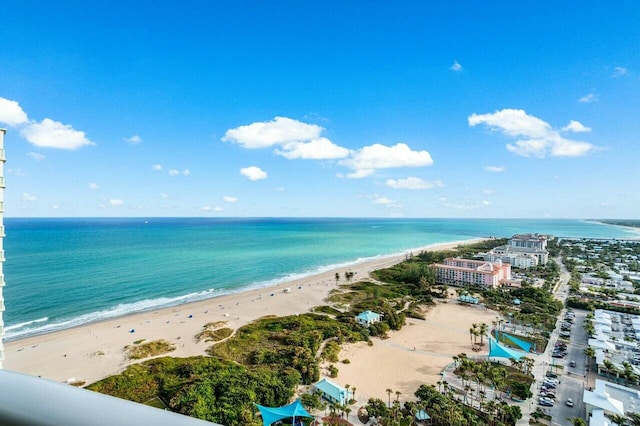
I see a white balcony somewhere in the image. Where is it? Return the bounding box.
[0,201,3,212]
[0,250,4,262]
[0,225,4,236]
[0,177,4,188]
[0,148,5,161]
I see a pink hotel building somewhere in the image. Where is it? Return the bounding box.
[433,257,511,288]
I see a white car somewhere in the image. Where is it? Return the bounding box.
[566,398,574,407]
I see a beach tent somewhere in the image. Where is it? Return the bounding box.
[500,331,532,353]
[415,409,431,424]
[255,399,313,426]
[488,337,524,360]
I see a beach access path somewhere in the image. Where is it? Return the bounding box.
[4,238,486,385]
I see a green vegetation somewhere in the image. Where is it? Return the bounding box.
[362,383,521,426]
[207,313,371,385]
[195,321,233,343]
[89,238,533,425]
[125,339,176,360]
[87,356,300,426]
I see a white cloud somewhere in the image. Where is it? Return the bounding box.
[223,196,238,203]
[21,118,94,150]
[373,196,401,208]
[274,187,285,192]
[23,192,37,202]
[613,66,628,77]
[88,182,99,190]
[240,166,267,181]
[182,169,191,176]
[168,169,180,176]
[562,120,591,133]
[200,206,213,211]
[27,152,45,162]
[386,177,443,190]
[469,109,596,158]
[222,116,322,149]
[152,164,162,171]
[214,206,223,212]
[160,193,170,199]
[482,189,494,194]
[340,143,433,178]
[0,97,29,126]
[484,166,505,172]
[450,60,463,72]
[275,137,349,160]
[481,200,492,206]
[109,199,124,206]
[124,135,142,144]
[224,116,350,161]
[578,93,597,103]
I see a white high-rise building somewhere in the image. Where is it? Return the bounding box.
[0,129,5,368]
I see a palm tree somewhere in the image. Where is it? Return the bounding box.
[568,417,587,426]
[386,388,393,408]
[344,383,350,403]
[351,386,356,404]
[479,323,488,346]
[344,406,351,421]
[395,390,401,403]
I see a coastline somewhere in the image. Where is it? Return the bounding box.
[4,237,486,385]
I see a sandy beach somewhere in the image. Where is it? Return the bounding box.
[4,238,487,386]
[328,300,497,403]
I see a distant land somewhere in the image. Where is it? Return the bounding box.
[597,219,640,229]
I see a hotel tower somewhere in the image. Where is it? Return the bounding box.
[0,129,5,368]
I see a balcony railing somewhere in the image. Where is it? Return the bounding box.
[0,149,5,161]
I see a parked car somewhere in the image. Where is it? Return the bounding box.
[539,397,554,407]
[552,353,565,358]
[540,392,556,399]
[566,398,574,407]
[569,360,576,367]
[546,372,558,378]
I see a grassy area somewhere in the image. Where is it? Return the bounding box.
[125,339,176,360]
[194,321,232,343]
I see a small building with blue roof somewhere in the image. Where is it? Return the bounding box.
[356,310,381,327]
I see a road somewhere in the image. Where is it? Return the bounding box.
[517,257,588,426]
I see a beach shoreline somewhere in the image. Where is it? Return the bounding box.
[4,237,486,385]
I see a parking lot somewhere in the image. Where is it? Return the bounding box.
[536,309,589,423]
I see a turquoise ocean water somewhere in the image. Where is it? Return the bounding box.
[3,218,638,340]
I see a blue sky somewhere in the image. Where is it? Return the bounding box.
[0,1,638,218]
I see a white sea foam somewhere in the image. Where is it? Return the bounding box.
[4,238,473,341]
[4,317,49,332]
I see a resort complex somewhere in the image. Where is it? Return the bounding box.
[479,233,550,269]
[433,257,512,288]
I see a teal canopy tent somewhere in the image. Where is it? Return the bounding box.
[256,399,314,426]
[488,337,525,360]
[500,331,532,352]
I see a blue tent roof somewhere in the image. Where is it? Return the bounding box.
[513,298,522,305]
[458,294,479,304]
[488,337,524,360]
[357,310,381,322]
[256,399,313,426]
[501,332,532,352]
[416,409,431,420]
